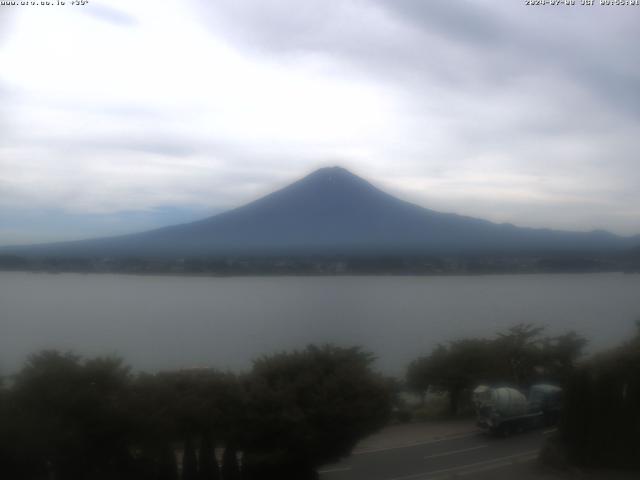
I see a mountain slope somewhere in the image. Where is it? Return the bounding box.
[3,167,638,257]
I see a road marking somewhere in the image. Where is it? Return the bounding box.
[386,449,539,480]
[318,466,352,474]
[353,431,480,456]
[423,444,488,460]
[451,453,537,478]
[543,428,558,435]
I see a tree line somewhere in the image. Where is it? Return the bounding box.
[0,345,392,480]
[1,252,634,275]
[406,323,587,415]
[2,323,638,478]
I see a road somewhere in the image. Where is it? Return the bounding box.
[319,427,557,480]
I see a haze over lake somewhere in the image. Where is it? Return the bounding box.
[2,272,639,376]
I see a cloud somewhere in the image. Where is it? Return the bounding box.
[193,0,640,120]
[378,1,640,118]
[81,3,138,27]
[0,0,639,244]
[375,0,507,46]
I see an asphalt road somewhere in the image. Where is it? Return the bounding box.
[318,427,557,480]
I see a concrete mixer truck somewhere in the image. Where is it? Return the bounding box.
[473,384,562,435]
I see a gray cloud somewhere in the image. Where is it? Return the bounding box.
[379,1,640,118]
[193,0,640,120]
[82,4,138,27]
[375,0,508,46]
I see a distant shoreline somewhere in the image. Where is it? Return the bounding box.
[1,268,638,279]
[2,251,639,278]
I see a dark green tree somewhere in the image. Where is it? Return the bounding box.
[495,323,546,386]
[241,345,392,479]
[198,434,219,480]
[183,437,198,480]
[155,443,180,480]
[560,322,640,470]
[221,444,241,480]
[128,369,242,480]
[127,373,180,480]
[10,350,134,480]
[407,339,496,415]
[540,331,588,381]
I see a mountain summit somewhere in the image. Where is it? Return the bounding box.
[3,167,638,258]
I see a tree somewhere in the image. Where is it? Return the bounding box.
[540,331,588,381]
[10,351,135,479]
[128,369,241,480]
[221,444,241,480]
[127,372,180,480]
[495,323,546,386]
[407,339,498,415]
[241,345,392,479]
[560,323,640,470]
[183,437,198,480]
[198,434,219,480]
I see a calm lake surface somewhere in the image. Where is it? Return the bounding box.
[1,272,639,376]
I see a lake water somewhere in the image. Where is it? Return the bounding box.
[1,272,639,376]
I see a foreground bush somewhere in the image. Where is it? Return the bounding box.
[241,345,392,479]
[559,324,640,470]
[0,345,392,480]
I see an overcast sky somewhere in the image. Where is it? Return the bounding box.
[1,0,639,244]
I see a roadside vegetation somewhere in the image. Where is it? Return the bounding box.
[405,323,586,417]
[405,322,640,473]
